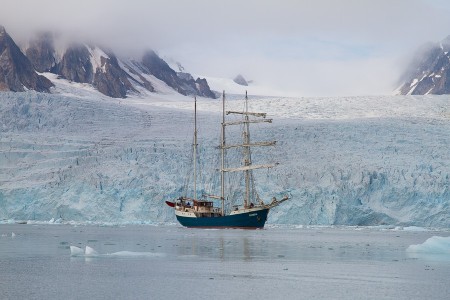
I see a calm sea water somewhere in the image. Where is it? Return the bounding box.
[0,224,449,299]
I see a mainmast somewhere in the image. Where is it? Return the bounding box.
[221,91,225,215]
[193,97,198,201]
[244,91,251,208]
[222,91,277,208]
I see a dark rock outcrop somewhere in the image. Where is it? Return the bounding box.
[121,60,155,92]
[177,72,194,81]
[141,50,187,95]
[92,53,137,98]
[195,77,216,98]
[0,26,53,92]
[55,43,93,83]
[25,31,56,73]
[141,50,216,98]
[398,36,450,95]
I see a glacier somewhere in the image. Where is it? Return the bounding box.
[0,89,449,227]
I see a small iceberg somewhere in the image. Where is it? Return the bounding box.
[70,246,84,257]
[69,245,165,258]
[85,246,99,257]
[402,226,429,232]
[407,236,450,254]
[406,236,450,261]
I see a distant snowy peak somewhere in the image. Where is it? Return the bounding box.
[0,26,53,92]
[398,36,450,95]
[233,74,248,86]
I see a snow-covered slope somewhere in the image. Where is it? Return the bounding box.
[1,88,449,227]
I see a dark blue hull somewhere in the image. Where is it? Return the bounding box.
[176,208,269,229]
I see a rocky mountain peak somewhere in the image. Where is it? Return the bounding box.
[234,74,248,86]
[92,50,137,98]
[397,36,450,95]
[0,26,53,92]
[141,50,216,98]
[25,31,56,73]
[56,43,93,83]
[195,77,216,98]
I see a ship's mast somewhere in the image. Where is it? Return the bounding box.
[193,97,198,201]
[221,91,225,215]
[244,91,251,208]
[221,91,277,209]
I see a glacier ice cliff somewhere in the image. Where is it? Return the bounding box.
[0,91,449,227]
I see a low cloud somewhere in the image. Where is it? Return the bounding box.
[2,0,450,96]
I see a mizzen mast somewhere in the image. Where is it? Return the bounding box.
[222,91,277,209]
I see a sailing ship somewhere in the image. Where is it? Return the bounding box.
[166,91,289,228]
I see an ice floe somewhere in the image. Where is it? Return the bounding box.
[70,245,165,258]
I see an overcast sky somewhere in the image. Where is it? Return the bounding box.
[2,0,450,96]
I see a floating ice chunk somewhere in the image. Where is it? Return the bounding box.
[407,236,450,254]
[69,246,164,258]
[70,246,84,256]
[85,246,99,257]
[403,226,428,232]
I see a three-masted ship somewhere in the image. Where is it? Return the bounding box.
[166,91,288,228]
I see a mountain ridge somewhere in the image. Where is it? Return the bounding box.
[0,26,216,99]
[0,26,54,92]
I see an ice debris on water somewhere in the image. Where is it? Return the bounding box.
[1,232,16,238]
[85,245,99,257]
[70,245,165,258]
[70,246,84,256]
[407,236,450,254]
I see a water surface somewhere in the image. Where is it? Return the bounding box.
[1,224,449,299]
